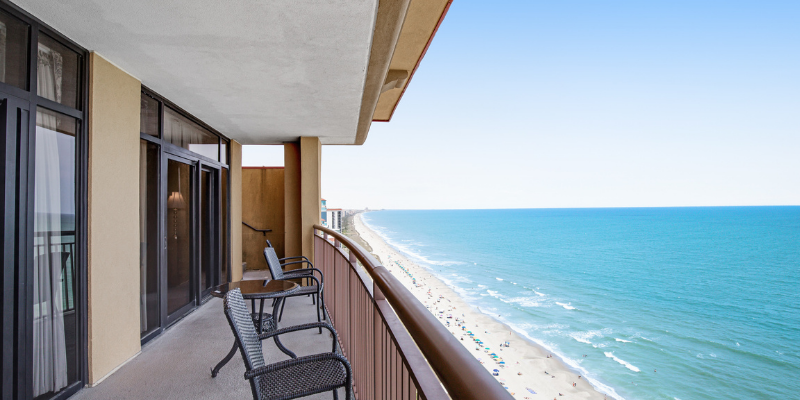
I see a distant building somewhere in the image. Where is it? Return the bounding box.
[321,198,328,227]
[327,209,343,232]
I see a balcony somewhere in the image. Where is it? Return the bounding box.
[70,226,511,400]
[72,292,346,399]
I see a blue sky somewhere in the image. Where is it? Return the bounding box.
[244,0,800,209]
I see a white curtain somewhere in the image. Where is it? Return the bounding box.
[32,43,68,397]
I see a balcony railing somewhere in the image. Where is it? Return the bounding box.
[314,225,513,400]
[34,230,77,312]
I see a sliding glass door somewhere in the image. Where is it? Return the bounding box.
[139,88,230,341]
[164,156,194,324]
[199,166,220,298]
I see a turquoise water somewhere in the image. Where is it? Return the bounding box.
[362,207,800,400]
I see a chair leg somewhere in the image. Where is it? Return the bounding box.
[316,292,322,333]
[279,298,287,321]
[321,291,327,320]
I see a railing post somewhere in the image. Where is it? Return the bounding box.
[349,251,357,269]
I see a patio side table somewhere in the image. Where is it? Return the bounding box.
[210,279,299,377]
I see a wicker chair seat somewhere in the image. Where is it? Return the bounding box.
[249,355,349,400]
[286,285,321,297]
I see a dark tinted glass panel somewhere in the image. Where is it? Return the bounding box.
[164,107,218,161]
[33,108,79,397]
[0,9,29,90]
[140,93,159,137]
[140,141,159,336]
[200,169,211,292]
[37,34,80,109]
[167,159,192,315]
[220,141,227,164]
[221,168,228,283]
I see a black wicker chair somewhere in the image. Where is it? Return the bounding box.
[224,288,352,400]
[266,240,324,287]
[263,247,325,329]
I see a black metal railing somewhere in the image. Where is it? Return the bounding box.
[33,230,77,312]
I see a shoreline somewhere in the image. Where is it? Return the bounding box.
[354,212,610,400]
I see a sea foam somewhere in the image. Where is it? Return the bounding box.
[604,352,640,372]
[556,302,576,310]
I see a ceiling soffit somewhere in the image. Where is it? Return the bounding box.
[14,0,379,145]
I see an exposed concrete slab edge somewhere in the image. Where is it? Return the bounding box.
[354,0,412,145]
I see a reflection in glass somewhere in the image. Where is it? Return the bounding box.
[220,141,227,164]
[0,9,30,89]
[140,93,159,137]
[221,168,228,283]
[37,34,80,109]
[139,141,159,336]
[164,107,219,161]
[200,169,210,292]
[33,108,78,398]
[167,160,192,315]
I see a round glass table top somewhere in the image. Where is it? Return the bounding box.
[211,279,298,298]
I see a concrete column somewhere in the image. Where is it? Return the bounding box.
[87,52,142,384]
[283,138,320,264]
[283,142,301,259]
[299,137,322,264]
[230,140,243,282]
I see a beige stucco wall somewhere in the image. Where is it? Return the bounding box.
[242,168,286,269]
[230,140,243,282]
[87,52,142,384]
[299,137,321,264]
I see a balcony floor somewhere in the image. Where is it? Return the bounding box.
[74,291,346,399]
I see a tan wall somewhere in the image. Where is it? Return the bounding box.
[284,143,301,259]
[242,168,285,270]
[299,137,321,264]
[87,52,142,384]
[230,140,243,282]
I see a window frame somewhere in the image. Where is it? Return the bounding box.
[0,1,90,399]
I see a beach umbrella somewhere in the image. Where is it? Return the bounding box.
[493,369,499,372]
[526,388,536,394]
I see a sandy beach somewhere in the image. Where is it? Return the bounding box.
[354,213,608,400]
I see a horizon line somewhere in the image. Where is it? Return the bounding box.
[345,205,800,211]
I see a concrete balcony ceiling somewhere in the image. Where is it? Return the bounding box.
[17,0,449,145]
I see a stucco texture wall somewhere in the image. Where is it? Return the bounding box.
[299,137,321,264]
[87,52,142,384]
[242,168,285,270]
[230,140,243,282]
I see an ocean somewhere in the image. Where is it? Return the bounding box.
[361,207,800,400]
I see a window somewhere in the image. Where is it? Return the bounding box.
[164,106,219,161]
[37,33,80,109]
[140,93,159,137]
[0,9,29,89]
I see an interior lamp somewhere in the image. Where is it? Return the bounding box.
[168,191,186,239]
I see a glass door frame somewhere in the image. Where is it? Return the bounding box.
[0,2,89,399]
[198,163,221,300]
[161,152,197,327]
